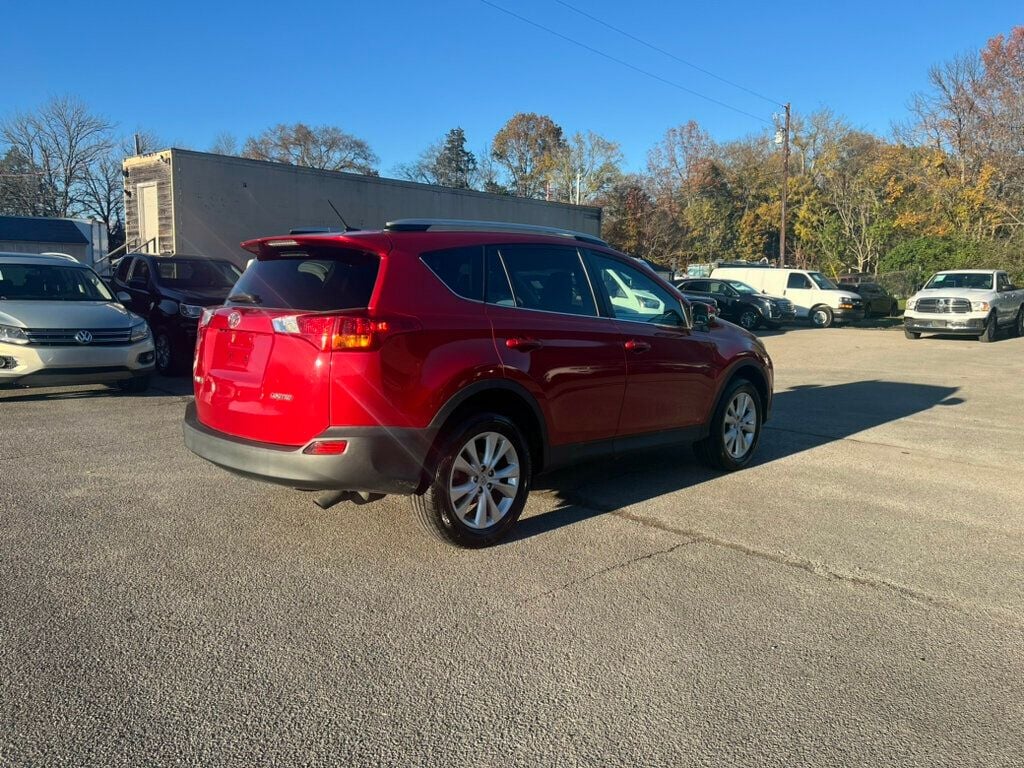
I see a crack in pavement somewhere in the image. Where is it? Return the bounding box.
[506,490,1024,629]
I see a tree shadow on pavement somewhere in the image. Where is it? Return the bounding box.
[510,380,961,543]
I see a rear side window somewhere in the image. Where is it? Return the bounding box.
[684,280,709,292]
[491,244,597,317]
[421,246,483,301]
[229,248,379,311]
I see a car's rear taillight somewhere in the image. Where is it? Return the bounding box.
[271,314,419,351]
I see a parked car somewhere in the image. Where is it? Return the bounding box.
[674,278,795,330]
[0,253,154,391]
[110,254,242,374]
[183,220,774,547]
[711,267,864,328]
[838,277,899,317]
[904,269,1024,341]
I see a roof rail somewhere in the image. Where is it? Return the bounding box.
[384,218,608,247]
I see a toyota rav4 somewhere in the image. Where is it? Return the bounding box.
[183,220,774,547]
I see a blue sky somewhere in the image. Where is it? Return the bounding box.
[4,0,1019,174]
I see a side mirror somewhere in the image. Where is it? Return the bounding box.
[691,302,711,331]
[116,291,131,303]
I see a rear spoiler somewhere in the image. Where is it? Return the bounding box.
[240,232,392,260]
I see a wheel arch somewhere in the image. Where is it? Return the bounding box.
[427,379,548,478]
[711,359,772,425]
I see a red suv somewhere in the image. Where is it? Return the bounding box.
[183,220,773,546]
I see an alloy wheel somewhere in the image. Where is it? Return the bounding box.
[722,392,757,459]
[155,334,172,371]
[738,310,759,330]
[447,432,520,530]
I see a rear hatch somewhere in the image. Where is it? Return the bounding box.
[193,239,383,446]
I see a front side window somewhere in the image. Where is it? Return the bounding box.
[0,264,113,302]
[996,273,1010,291]
[421,246,484,301]
[490,245,597,317]
[709,281,735,297]
[588,253,685,327]
[114,257,132,283]
[129,258,151,285]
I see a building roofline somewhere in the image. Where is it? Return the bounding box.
[123,147,602,218]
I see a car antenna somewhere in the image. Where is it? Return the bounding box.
[327,199,359,232]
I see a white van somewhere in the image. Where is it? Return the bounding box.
[710,267,864,327]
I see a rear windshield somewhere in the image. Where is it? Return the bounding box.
[0,263,113,302]
[228,248,379,311]
[154,258,241,289]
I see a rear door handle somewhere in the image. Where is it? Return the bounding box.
[624,339,651,353]
[506,337,543,352]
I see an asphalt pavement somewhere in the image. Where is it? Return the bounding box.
[2,325,1023,767]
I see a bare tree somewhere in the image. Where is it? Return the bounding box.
[209,132,239,156]
[0,96,114,218]
[242,123,378,174]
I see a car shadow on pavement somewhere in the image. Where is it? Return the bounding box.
[510,380,962,543]
[0,375,193,403]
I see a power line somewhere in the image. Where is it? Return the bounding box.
[477,0,772,125]
[552,0,784,108]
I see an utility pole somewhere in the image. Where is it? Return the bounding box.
[778,103,791,268]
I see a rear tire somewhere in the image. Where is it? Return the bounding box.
[694,379,762,472]
[810,305,834,328]
[890,301,900,317]
[979,314,997,343]
[1014,309,1024,338]
[411,414,531,548]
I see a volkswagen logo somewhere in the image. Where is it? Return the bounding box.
[227,311,241,329]
[74,330,93,345]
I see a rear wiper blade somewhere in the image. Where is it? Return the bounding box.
[227,292,262,304]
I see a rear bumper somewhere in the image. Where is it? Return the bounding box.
[182,402,433,494]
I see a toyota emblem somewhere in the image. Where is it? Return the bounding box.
[227,311,241,329]
[74,330,93,345]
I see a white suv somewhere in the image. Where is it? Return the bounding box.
[0,253,155,391]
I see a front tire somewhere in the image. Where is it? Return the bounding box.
[694,379,762,472]
[1014,309,1024,338]
[810,305,834,328]
[411,414,531,547]
[737,307,762,331]
[979,313,997,343]
[904,328,921,339]
[154,331,182,375]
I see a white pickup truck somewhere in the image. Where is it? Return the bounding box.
[904,269,1024,342]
